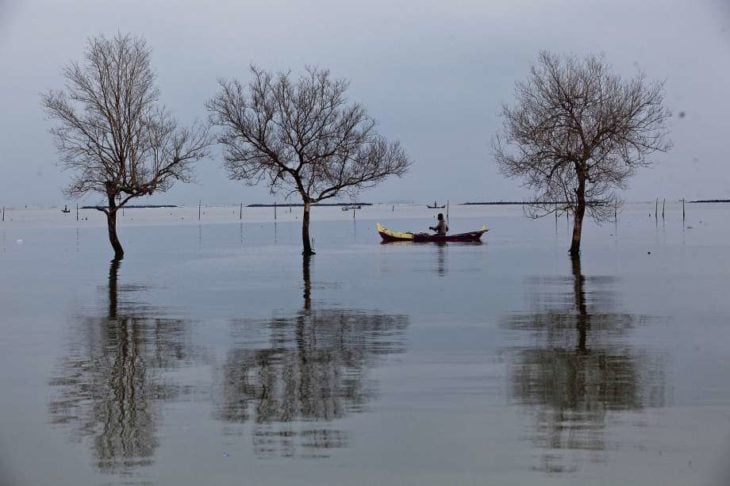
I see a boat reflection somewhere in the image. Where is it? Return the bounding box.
[48,260,200,474]
[215,255,409,458]
[502,256,666,474]
[436,242,446,276]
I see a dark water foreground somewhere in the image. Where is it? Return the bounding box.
[1,205,730,485]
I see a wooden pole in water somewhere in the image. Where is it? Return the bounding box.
[655,198,658,224]
[614,201,618,224]
[662,199,665,221]
[239,202,242,220]
[683,198,686,224]
[274,201,277,220]
[446,200,450,222]
[76,204,79,221]
[1,206,4,222]
[198,200,201,220]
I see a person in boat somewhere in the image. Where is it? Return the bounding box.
[429,213,448,235]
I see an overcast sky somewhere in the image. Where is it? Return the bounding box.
[1,0,729,207]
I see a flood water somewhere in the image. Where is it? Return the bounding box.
[1,203,729,485]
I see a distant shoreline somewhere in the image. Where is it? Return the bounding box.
[247,202,372,208]
[462,201,565,205]
[80,204,177,209]
[58,200,730,210]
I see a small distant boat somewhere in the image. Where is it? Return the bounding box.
[377,223,488,243]
[61,205,71,213]
[427,201,446,209]
[341,205,362,211]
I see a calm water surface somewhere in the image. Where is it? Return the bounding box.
[1,204,729,485]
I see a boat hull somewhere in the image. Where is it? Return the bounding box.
[376,223,487,243]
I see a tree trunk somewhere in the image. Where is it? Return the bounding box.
[108,259,120,320]
[106,196,124,260]
[569,173,586,257]
[302,253,312,311]
[301,200,315,256]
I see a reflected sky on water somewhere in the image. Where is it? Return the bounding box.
[1,204,730,484]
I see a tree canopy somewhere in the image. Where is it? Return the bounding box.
[494,51,671,255]
[42,33,210,259]
[208,66,411,254]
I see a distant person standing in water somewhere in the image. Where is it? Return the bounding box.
[429,213,448,235]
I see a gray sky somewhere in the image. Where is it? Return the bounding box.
[1,0,729,207]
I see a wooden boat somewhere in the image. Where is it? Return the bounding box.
[426,201,446,209]
[341,205,362,211]
[61,205,70,213]
[376,223,488,242]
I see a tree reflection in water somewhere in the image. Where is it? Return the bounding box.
[216,255,409,458]
[49,260,198,474]
[503,256,666,474]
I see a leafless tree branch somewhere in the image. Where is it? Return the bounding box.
[42,33,211,259]
[208,66,411,254]
[493,51,671,255]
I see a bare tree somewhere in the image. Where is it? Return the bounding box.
[494,51,671,256]
[42,33,210,260]
[208,66,411,255]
